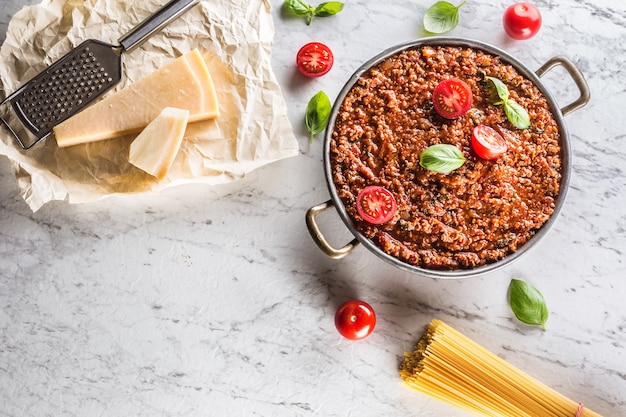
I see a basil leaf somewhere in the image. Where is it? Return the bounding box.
[283,0,343,24]
[485,77,530,129]
[503,100,531,129]
[486,76,510,102]
[508,279,549,330]
[283,0,313,16]
[305,91,332,144]
[423,1,466,34]
[314,1,344,17]
[419,144,466,174]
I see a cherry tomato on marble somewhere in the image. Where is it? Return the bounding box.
[471,125,508,160]
[296,42,334,78]
[432,78,473,119]
[334,300,376,340]
[503,3,542,40]
[356,186,397,225]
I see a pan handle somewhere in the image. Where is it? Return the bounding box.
[118,0,199,53]
[306,200,360,259]
[535,56,590,116]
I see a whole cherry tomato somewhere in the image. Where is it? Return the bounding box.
[503,3,542,40]
[296,42,334,78]
[334,300,376,340]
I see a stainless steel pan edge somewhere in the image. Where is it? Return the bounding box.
[306,37,590,279]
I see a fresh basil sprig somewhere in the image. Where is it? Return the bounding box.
[508,279,549,330]
[486,76,531,129]
[305,91,332,144]
[283,0,344,25]
[423,1,466,34]
[419,144,466,174]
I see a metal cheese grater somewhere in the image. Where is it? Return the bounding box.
[0,0,199,150]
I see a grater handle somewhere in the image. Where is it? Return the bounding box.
[118,0,199,53]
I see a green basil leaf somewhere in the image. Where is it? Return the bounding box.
[423,1,466,34]
[283,0,313,16]
[485,77,530,129]
[314,1,344,16]
[486,76,510,102]
[419,144,466,174]
[508,279,549,330]
[305,91,332,144]
[503,100,531,129]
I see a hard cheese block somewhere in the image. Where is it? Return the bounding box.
[128,107,189,180]
[53,49,219,147]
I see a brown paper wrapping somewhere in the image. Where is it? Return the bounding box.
[0,0,298,211]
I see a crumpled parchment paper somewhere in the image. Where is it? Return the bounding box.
[0,0,298,211]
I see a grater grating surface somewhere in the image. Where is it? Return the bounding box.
[8,40,122,147]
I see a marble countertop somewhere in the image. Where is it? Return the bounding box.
[1,0,624,416]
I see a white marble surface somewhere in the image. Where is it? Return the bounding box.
[1,0,625,416]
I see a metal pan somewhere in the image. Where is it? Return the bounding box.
[306,37,590,279]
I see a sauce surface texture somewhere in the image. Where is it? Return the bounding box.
[330,46,562,270]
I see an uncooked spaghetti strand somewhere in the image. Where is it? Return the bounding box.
[425,325,554,415]
[422,335,550,415]
[441,322,604,417]
[404,337,534,416]
[433,321,594,416]
[408,359,518,416]
[439,322,573,416]
[421,344,532,414]
[400,320,604,417]
[440,322,598,416]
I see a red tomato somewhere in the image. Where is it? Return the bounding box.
[503,3,542,40]
[471,125,508,160]
[296,42,334,78]
[356,186,397,225]
[334,300,376,340]
[432,78,473,119]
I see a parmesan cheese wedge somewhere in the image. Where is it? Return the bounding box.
[128,107,189,180]
[53,49,219,147]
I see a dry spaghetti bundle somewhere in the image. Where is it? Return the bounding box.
[400,320,602,417]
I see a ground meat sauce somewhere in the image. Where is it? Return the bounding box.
[329,46,561,270]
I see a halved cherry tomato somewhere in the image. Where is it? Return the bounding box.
[356,186,397,225]
[335,300,376,340]
[432,78,473,119]
[503,3,542,40]
[471,125,508,160]
[296,42,334,78]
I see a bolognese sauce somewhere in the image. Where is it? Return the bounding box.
[329,46,561,270]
